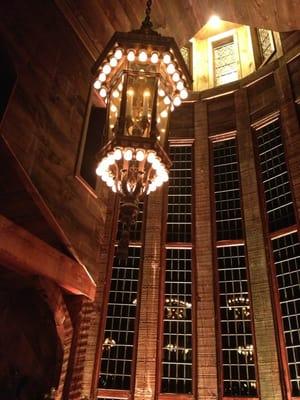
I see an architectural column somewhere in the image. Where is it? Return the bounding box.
[134,190,164,400]
[274,64,300,220]
[236,88,283,400]
[194,100,218,400]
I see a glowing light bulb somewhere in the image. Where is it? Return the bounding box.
[124,149,133,161]
[147,151,156,163]
[103,64,111,75]
[150,52,159,64]
[118,83,123,92]
[173,96,182,107]
[99,88,107,98]
[109,57,118,67]
[163,53,171,64]
[99,72,106,82]
[172,72,180,82]
[163,96,171,105]
[111,104,117,113]
[158,88,165,97]
[136,150,145,161]
[208,15,221,28]
[113,148,122,160]
[93,80,101,89]
[176,80,184,91]
[180,89,188,99]
[112,90,119,98]
[160,109,168,118]
[114,48,123,60]
[127,49,135,62]
[167,63,175,75]
[138,49,148,62]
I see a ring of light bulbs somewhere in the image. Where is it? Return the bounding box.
[96,146,169,195]
[93,46,189,108]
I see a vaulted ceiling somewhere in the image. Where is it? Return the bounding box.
[55,0,300,60]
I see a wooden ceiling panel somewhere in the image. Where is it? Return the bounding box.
[55,0,300,60]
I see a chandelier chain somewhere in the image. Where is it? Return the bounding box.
[141,0,153,30]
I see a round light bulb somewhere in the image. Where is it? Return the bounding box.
[99,88,107,98]
[180,89,188,99]
[112,90,119,98]
[176,80,184,91]
[136,150,145,162]
[111,104,117,113]
[103,64,111,75]
[114,48,123,60]
[208,15,221,28]
[147,151,156,163]
[138,50,148,62]
[160,109,168,118]
[173,96,181,107]
[163,96,171,105]
[172,72,180,82]
[99,72,106,82]
[110,57,118,67]
[127,49,135,62]
[152,157,161,170]
[150,52,159,64]
[93,80,101,89]
[158,88,165,97]
[107,177,114,187]
[124,149,133,161]
[113,148,122,160]
[167,63,176,75]
[118,83,123,92]
[163,53,172,64]
[112,185,117,193]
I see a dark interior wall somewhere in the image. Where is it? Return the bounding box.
[0,0,108,279]
[0,266,62,399]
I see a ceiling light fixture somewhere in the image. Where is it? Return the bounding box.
[92,0,192,260]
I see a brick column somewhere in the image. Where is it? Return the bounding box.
[274,64,300,221]
[194,100,218,400]
[134,190,164,400]
[236,88,283,400]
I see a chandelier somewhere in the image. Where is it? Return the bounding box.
[93,0,192,259]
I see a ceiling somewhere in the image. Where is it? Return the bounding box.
[55,0,300,60]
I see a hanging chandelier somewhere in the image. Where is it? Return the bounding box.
[93,0,192,259]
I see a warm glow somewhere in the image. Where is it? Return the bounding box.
[158,88,165,97]
[147,151,156,163]
[93,80,101,89]
[160,109,168,118]
[103,64,111,75]
[99,88,107,98]
[180,89,188,99]
[124,148,133,161]
[176,80,184,91]
[150,52,159,64]
[113,148,122,160]
[138,49,148,62]
[167,63,175,75]
[163,96,171,105]
[163,52,171,64]
[173,96,182,107]
[136,150,145,161]
[114,48,123,60]
[109,57,118,67]
[127,49,135,62]
[208,15,221,28]
[99,72,106,82]
[172,72,180,82]
[112,90,119,98]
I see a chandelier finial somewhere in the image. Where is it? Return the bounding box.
[140,0,154,32]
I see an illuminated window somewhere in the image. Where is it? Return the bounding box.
[99,247,141,390]
[167,146,192,243]
[212,138,258,397]
[162,144,193,394]
[254,119,300,396]
[257,29,275,62]
[180,44,192,73]
[213,36,239,86]
[256,120,295,232]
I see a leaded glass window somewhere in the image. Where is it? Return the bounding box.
[258,29,275,62]
[99,247,141,390]
[272,232,300,396]
[213,36,239,86]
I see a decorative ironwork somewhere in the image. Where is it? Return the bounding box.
[258,29,275,62]
[213,37,238,86]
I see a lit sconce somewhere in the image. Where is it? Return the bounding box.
[227,295,251,319]
[207,14,221,28]
[165,343,190,355]
[165,297,192,320]
[102,337,116,351]
[92,0,192,261]
[237,344,254,360]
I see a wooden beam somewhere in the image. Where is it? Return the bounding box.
[0,214,96,300]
